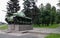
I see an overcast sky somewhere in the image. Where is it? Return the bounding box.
[0,0,59,23]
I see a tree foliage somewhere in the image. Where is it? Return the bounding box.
[38,3,60,26]
[5,0,20,24]
[23,0,40,24]
[6,0,20,17]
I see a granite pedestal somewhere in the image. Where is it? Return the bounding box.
[8,24,33,32]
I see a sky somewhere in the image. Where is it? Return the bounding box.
[0,0,59,23]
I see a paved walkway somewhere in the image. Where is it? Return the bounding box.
[0,30,47,38]
[0,33,48,38]
[27,28,60,34]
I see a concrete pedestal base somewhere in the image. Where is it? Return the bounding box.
[7,24,33,32]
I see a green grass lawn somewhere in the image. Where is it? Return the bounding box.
[45,34,60,38]
[0,24,8,30]
[33,24,60,28]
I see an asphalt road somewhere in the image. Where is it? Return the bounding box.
[0,34,38,38]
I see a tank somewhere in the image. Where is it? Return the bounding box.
[5,11,32,24]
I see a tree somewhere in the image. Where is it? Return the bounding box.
[56,0,60,24]
[56,9,60,24]
[31,1,40,24]
[45,3,51,10]
[5,0,20,24]
[39,3,57,26]
[6,0,20,16]
[23,0,40,24]
[39,3,45,25]
[44,3,51,26]
[39,3,52,26]
[51,6,56,24]
[57,0,60,7]
[23,0,31,18]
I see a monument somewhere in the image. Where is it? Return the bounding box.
[5,0,38,32]
[5,0,33,32]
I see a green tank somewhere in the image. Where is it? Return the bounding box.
[5,11,32,24]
